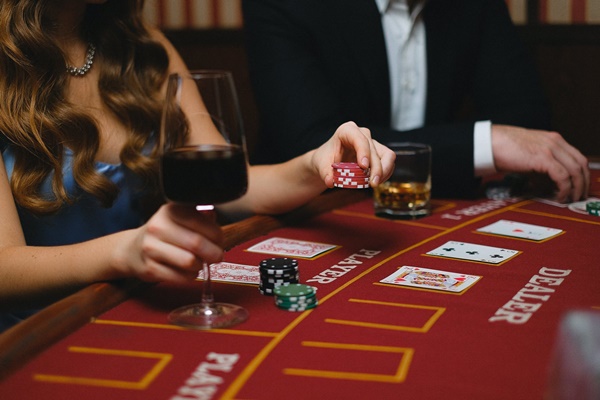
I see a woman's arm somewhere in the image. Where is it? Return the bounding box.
[0,153,225,309]
[223,122,394,216]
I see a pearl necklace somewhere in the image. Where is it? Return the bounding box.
[66,43,96,77]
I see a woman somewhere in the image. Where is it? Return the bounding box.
[0,0,394,331]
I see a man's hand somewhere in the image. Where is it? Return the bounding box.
[491,125,589,203]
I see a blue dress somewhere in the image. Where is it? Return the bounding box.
[0,134,154,332]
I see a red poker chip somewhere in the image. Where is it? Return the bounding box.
[333,167,368,173]
[334,173,369,179]
[335,176,370,183]
[334,171,370,179]
[332,162,364,170]
[336,180,370,186]
[334,170,369,177]
[334,182,370,189]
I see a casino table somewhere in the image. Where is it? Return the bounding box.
[1,169,600,399]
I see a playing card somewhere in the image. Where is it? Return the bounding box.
[197,262,260,285]
[476,219,563,241]
[380,266,481,293]
[426,241,519,264]
[246,237,337,258]
[534,198,570,208]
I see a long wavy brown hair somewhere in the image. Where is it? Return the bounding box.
[0,0,169,215]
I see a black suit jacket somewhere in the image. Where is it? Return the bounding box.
[242,0,550,198]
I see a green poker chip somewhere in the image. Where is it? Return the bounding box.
[277,301,319,312]
[586,201,600,216]
[273,283,319,311]
[273,283,316,298]
[276,296,317,307]
[276,295,314,302]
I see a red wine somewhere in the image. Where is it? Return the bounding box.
[161,144,248,204]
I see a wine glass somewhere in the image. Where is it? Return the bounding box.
[160,70,249,329]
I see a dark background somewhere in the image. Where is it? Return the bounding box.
[165,24,600,159]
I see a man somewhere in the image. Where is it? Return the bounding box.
[242,0,589,201]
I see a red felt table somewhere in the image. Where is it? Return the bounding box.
[1,171,600,399]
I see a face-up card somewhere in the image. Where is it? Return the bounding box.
[197,262,260,285]
[246,237,337,258]
[476,219,563,241]
[426,241,519,264]
[380,266,481,293]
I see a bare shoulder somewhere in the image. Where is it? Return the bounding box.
[146,27,173,49]
[146,27,189,73]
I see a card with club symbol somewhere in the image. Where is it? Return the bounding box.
[425,240,519,264]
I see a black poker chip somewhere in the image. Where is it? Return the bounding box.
[260,257,298,268]
[258,257,301,296]
[261,275,300,284]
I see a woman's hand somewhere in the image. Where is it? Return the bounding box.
[218,121,396,218]
[311,121,396,188]
[114,203,224,284]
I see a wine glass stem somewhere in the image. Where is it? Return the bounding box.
[201,261,214,308]
[196,205,216,310]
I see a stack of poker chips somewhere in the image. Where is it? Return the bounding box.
[259,257,299,295]
[586,201,600,216]
[332,162,370,189]
[274,283,318,312]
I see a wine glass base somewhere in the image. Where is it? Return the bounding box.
[168,302,249,330]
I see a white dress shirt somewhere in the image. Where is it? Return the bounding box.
[375,0,496,176]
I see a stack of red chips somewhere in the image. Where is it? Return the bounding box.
[332,162,370,189]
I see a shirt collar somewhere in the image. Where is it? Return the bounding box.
[375,0,426,15]
[375,0,391,13]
